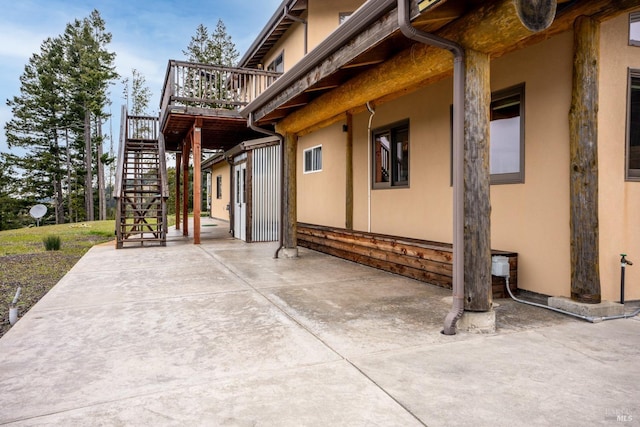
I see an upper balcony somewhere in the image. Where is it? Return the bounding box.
[159,60,281,151]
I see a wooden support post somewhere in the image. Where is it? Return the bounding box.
[175,152,181,230]
[464,49,492,312]
[193,119,202,244]
[283,132,298,253]
[182,136,191,237]
[570,16,601,303]
[345,113,354,230]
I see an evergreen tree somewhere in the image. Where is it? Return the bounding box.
[4,9,117,224]
[183,20,238,66]
[0,154,29,230]
[122,68,152,116]
[63,10,117,221]
[5,36,67,224]
[183,20,239,107]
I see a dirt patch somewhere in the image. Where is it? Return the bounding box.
[0,252,82,337]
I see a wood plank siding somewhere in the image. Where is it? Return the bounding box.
[297,223,517,298]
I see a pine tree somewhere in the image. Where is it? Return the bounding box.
[183,20,239,107]
[4,10,117,224]
[5,36,67,224]
[63,10,117,221]
[122,69,152,116]
[183,20,238,66]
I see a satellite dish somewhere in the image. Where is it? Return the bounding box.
[29,204,47,226]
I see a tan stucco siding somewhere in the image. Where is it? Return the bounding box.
[351,32,573,297]
[490,32,573,297]
[599,9,640,301]
[307,0,365,50]
[263,23,305,73]
[297,123,347,227]
[210,161,230,221]
[351,79,454,243]
[261,0,365,73]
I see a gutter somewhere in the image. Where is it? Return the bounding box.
[241,0,397,119]
[397,0,466,335]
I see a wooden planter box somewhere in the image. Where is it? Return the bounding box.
[297,223,517,298]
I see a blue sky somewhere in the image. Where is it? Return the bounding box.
[0,0,282,155]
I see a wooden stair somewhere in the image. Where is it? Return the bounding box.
[115,108,169,248]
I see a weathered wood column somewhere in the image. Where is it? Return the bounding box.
[569,16,601,303]
[175,152,182,230]
[182,136,191,236]
[192,119,202,244]
[282,131,298,256]
[345,113,354,230]
[464,49,492,312]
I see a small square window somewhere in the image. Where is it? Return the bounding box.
[304,145,322,173]
[372,120,410,188]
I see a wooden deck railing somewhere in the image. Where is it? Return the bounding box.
[160,60,282,113]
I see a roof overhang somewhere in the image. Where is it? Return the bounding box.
[240,0,609,132]
[238,0,308,69]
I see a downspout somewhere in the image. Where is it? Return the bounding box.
[397,0,465,335]
[284,4,308,55]
[248,112,285,258]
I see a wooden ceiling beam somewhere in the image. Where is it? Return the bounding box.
[277,0,639,134]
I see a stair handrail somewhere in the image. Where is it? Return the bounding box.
[158,130,169,200]
[114,104,128,200]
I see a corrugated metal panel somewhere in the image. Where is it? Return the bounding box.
[252,145,280,242]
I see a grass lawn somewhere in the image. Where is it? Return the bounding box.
[0,221,116,338]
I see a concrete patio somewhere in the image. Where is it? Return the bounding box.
[1,218,638,426]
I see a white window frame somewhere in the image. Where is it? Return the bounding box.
[303,145,322,174]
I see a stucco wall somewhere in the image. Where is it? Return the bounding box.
[210,161,230,221]
[307,0,365,49]
[599,9,640,301]
[263,22,305,73]
[352,32,574,298]
[297,123,347,227]
[262,0,365,73]
[294,11,640,301]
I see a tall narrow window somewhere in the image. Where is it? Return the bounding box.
[630,12,640,46]
[490,84,525,184]
[216,175,222,199]
[627,70,640,179]
[303,145,322,173]
[372,120,410,188]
